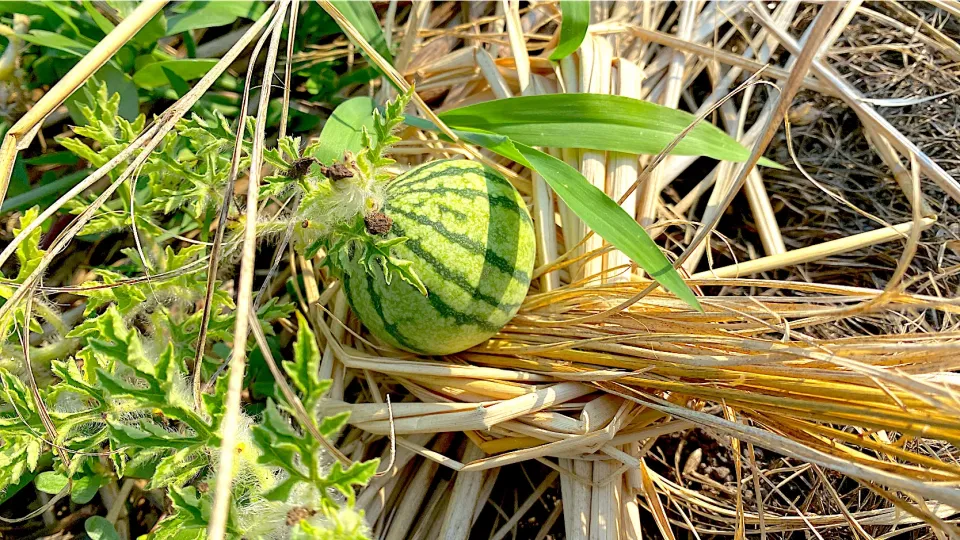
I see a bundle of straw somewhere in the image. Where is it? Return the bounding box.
[310,1,960,538]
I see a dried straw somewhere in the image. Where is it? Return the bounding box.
[12,1,960,539]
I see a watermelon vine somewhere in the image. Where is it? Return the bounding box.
[1,79,540,537]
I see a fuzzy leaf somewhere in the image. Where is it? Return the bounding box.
[251,400,309,480]
[282,313,327,410]
[262,476,299,503]
[355,88,411,181]
[151,448,207,489]
[318,412,349,438]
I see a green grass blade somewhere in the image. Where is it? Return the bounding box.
[329,0,393,63]
[549,1,589,61]
[2,169,91,214]
[438,94,783,168]
[402,116,702,311]
[314,97,376,165]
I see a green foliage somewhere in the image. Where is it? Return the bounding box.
[355,87,412,184]
[1,80,381,537]
[1,1,404,534]
[437,93,783,168]
[261,88,428,296]
[550,1,590,61]
[324,215,427,296]
[0,206,48,338]
[254,88,425,301]
[1,288,372,537]
[251,316,377,522]
[60,82,248,238]
[85,516,121,540]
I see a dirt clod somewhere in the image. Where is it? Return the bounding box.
[364,212,393,235]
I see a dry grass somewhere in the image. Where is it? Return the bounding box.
[3,1,960,539]
[316,2,960,538]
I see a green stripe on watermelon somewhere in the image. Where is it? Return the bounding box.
[386,205,530,283]
[391,221,521,313]
[388,160,514,192]
[390,185,533,225]
[340,159,536,355]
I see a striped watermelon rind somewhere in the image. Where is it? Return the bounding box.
[338,159,536,355]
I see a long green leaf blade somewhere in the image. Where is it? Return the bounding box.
[510,144,702,310]
[330,0,392,63]
[438,94,782,168]
[402,116,702,311]
[550,1,590,61]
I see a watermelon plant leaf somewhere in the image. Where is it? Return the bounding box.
[0,206,48,336]
[282,313,327,411]
[251,400,309,480]
[15,85,391,539]
[550,1,590,61]
[437,94,783,169]
[318,411,350,438]
[325,460,378,504]
[355,87,412,182]
[149,485,211,538]
[150,448,207,490]
[331,217,428,297]
[314,97,376,165]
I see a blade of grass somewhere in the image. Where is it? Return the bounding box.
[403,116,702,311]
[330,0,392,63]
[511,141,701,311]
[549,0,589,61]
[0,169,91,214]
[437,94,783,168]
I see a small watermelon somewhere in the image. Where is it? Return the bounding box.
[338,159,536,355]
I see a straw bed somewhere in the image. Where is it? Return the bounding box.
[2,0,960,538]
[311,2,960,538]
